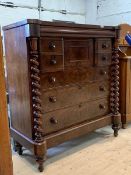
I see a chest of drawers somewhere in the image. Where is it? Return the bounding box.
[3,19,120,172]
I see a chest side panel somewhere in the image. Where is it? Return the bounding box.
[4,26,32,139]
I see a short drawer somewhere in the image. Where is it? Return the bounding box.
[40,37,63,53]
[41,81,109,112]
[40,54,64,72]
[96,39,112,52]
[43,98,109,135]
[95,53,112,66]
[40,67,94,90]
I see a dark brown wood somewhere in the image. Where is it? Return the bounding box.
[0,29,13,175]
[3,19,120,172]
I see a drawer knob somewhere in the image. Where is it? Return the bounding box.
[50,58,57,65]
[99,104,106,109]
[49,42,56,50]
[50,117,58,124]
[102,43,109,48]
[49,76,56,83]
[99,86,106,92]
[100,70,107,75]
[49,96,57,103]
[102,56,107,61]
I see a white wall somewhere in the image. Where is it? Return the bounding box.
[0,0,38,27]
[41,0,86,23]
[0,0,86,28]
[86,0,131,26]
[86,0,98,25]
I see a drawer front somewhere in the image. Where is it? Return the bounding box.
[64,39,93,67]
[96,39,112,52]
[95,53,112,66]
[41,81,109,112]
[40,37,63,53]
[41,67,94,90]
[40,54,64,72]
[43,98,109,135]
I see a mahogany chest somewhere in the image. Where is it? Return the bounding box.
[3,19,120,172]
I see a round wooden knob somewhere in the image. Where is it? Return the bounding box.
[99,86,106,92]
[99,104,106,109]
[100,70,107,75]
[49,42,56,49]
[50,58,57,65]
[102,56,107,61]
[50,117,58,124]
[49,76,56,83]
[49,96,57,103]
[102,43,109,48]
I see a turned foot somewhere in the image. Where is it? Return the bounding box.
[13,140,23,155]
[17,146,23,155]
[38,163,44,172]
[36,156,45,172]
[122,123,127,129]
[112,124,120,137]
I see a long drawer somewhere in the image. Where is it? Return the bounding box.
[43,98,109,135]
[40,66,110,90]
[41,81,109,112]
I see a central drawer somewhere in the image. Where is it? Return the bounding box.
[43,98,109,135]
[41,81,109,112]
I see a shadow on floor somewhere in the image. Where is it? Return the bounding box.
[12,125,114,168]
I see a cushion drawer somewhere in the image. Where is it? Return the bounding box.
[41,81,109,112]
[43,98,109,135]
[40,54,64,72]
[40,37,63,53]
[95,38,112,52]
[64,39,93,67]
[95,53,111,66]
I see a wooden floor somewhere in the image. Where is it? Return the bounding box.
[12,125,131,175]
